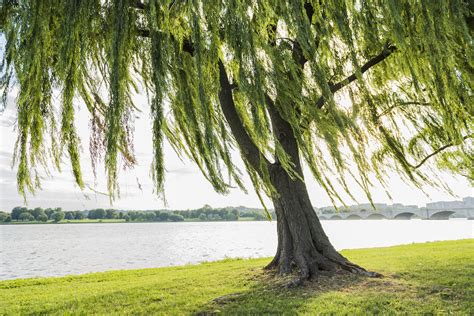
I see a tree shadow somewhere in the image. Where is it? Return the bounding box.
[195,268,406,315]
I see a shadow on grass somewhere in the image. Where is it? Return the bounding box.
[195,268,407,315]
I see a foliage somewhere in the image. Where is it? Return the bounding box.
[1,1,472,207]
[10,207,26,220]
[105,209,118,219]
[18,212,34,221]
[168,213,184,222]
[225,213,238,221]
[74,211,85,220]
[37,214,48,222]
[0,240,472,314]
[2,205,271,223]
[31,207,44,219]
[0,211,10,221]
[45,208,55,219]
[88,209,106,219]
[51,211,65,223]
[64,211,75,220]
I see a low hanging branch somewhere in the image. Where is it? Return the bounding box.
[412,134,473,170]
[316,44,397,109]
[138,28,270,176]
[377,101,431,118]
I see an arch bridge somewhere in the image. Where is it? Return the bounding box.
[318,208,473,220]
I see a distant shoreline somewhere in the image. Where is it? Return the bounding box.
[0,217,266,225]
[2,217,470,226]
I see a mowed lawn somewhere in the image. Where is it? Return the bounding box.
[1,239,472,315]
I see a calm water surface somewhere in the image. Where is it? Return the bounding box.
[0,220,472,280]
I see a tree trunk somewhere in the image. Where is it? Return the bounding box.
[216,59,378,281]
[264,103,378,281]
[265,163,376,280]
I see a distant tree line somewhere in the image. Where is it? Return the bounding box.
[0,207,68,223]
[169,205,273,221]
[0,205,274,223]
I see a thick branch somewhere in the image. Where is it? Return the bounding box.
[137,28,150,37]
[130,0,147,10]
[287,4,315,69]
[316,45,397,109]
[265,95,303,172]
[218,60,270,173]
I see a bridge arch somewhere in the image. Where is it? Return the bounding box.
[329,215,342,220]
[430,211,455,220]
[367,213,386,220]
[393,212,415,220]
[346,214,362,220]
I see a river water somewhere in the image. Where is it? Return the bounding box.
[0,220,472,280]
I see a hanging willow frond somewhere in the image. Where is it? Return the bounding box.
[1,0,472,204]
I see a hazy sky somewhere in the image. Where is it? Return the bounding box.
[0,83,472,212]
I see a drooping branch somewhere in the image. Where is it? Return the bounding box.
[218,60,270,174]
[315,44,397,109]
[135,19,268,173]
[137,24,266,185]
[412,134,472,169]
[136,29,195,58]
[377,101,431,118]
[130,1,468,188]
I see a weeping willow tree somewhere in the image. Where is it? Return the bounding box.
[1,0,473,280]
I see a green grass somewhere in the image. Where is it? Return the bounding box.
[1,240,472,315]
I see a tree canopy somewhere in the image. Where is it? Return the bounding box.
[1,0,472,206]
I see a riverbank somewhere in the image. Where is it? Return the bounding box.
[1,239,472,314]
[2,218,470,225]
[0,219,126,225]
[0,217,264,225]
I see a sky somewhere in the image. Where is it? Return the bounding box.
[0,83,472,212]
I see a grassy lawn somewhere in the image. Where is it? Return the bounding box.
[1,239,472,315]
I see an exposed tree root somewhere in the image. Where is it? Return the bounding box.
[266,265,382,288]
[265,249,382,288]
